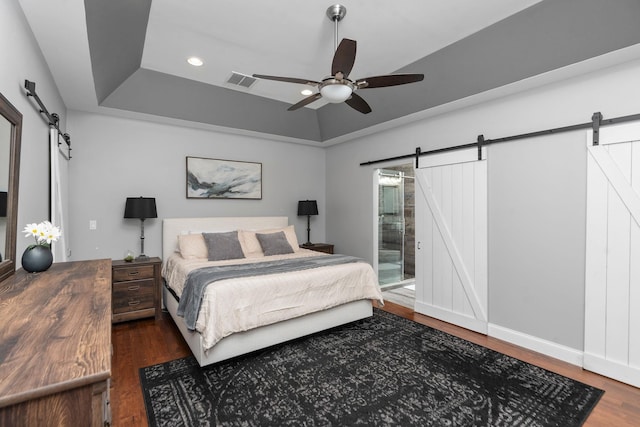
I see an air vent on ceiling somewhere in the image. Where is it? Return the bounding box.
[226,71,257,89]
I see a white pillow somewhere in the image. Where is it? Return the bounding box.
[177,234,208,259]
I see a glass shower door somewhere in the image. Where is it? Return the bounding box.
[377,169,405,286]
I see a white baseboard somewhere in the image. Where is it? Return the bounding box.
[415,301,488,335]
[410,301,584,368]
[584,353,640,388]
[488,323,584,367]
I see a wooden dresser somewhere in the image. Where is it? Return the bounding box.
[0,259,112,427]
[111,257,161,323]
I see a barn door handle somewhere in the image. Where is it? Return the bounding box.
[417,241,421,250]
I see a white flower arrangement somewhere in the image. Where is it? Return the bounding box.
[23,221,62,248]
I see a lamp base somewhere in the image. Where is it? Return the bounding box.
[301,242,313,247]
[136,254,150,261]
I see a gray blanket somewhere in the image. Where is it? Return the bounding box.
[177,254,364,330]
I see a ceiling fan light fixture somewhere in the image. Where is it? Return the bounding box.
[320,82,352,103]
[251,4,423,114]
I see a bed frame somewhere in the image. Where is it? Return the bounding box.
[162,216,373,366]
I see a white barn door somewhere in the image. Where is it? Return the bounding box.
[414,148,488,334]
[585,121,640,388]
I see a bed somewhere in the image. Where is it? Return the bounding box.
[162,216,384,366]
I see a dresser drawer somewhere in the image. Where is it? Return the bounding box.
[112,264,155,282]
[112,278,155,314]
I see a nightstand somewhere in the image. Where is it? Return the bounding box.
[300,243,334,254]
[111,257,162,323]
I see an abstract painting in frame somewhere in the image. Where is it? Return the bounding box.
[186,156,262,199]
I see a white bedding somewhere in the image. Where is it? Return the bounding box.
[163,249,384,352]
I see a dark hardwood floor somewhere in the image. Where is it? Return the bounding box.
[111,302,640,426]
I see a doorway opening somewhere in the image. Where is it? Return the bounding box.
[374,164,415,306]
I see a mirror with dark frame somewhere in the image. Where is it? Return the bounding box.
[0,92,22,283]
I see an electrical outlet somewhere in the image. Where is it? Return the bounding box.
[89,220,97,230]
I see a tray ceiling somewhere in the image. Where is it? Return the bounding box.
[18,0,640,145]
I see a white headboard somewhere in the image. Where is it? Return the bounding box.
[162,216,289,260]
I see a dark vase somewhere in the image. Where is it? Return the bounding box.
[22,245,53,273]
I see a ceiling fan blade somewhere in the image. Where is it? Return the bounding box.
[345,92,371,114]
[253,74,320,86]
[288,93,322,111]
[331,38,357,78]
[356,73,424,89]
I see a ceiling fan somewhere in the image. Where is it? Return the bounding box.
[253,4,424,114]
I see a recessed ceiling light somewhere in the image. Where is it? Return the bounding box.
[301,89,313,96]
[187,57,204,67]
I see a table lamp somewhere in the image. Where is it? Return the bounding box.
[297,200,318,246]
[124,197,157,261]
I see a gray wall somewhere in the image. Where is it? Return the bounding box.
[66,111,326,261]
[6,0,640,357]
[0,0,68,263]
[326,57,640,351]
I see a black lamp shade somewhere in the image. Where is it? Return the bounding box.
[297,200,318,216]
[124,197,157,220]
[0,191,6,217]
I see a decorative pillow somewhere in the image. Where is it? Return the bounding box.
[255,231,294,256]
[177,234,208,259]
[202,231,245,261]
[239,225,299,257]
[280,225,300,249]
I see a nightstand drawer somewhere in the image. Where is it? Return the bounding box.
[112,264,155,282]
[300,243,334,254]
[112,278,155,314]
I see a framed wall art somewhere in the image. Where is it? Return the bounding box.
[186,156,262,199]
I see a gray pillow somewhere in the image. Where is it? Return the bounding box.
[202,231,245,261]
[256,231,294,256]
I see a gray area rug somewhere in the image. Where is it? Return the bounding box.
[140,310,603,426]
